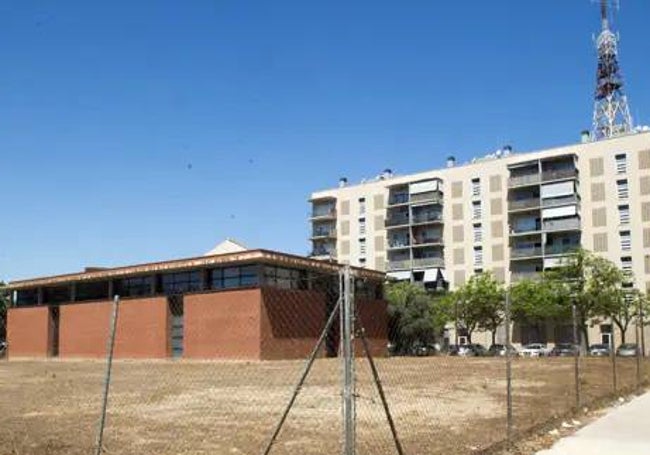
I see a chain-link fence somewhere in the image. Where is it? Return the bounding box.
[1,269,649,455]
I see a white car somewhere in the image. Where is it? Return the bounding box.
[520,343,548,357]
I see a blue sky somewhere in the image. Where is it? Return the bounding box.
[1,1,649,281]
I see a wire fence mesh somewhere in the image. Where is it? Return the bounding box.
[1,271,650,455]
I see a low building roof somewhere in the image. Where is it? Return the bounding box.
[7,249,385,291]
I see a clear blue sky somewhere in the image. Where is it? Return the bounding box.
[1,1,649,281]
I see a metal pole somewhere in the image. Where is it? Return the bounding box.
[505,289,513,449]
[357,323,404,455]
[611,322,617,393]
[341,266,356,455]
[636,301,642,389]
[571,301,581,409]
[94,295,120,455]
[261,297,342,455]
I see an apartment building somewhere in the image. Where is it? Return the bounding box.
[309,131,650,298]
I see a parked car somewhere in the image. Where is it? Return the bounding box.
[488,344,518,357]
[409,342,439,357]
[616,343,641,357]
[448,344,485,357]
[520,343,548,357]
[0,341,6,358]
[469,343,488,357]
[588,343,611,357]
[550,343,579,357]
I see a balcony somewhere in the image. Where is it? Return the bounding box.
[508,174,541,188]
[410,191,443,205]
[510,222,542,235]
[510,246,543,259]
[508,198,540,211]
[411,211,443,225]
[310,208,336,220]
[544,244,579,256]
[385,215,410,228]
[541,194,579,209]
[543,217,580,232]
[311,228,337,239]
[388,193,409,206]
[412,257,444,268]
[542,168,578,182]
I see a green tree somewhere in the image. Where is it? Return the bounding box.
[546,248,625,348]
[450,272,505,345]
[509,278,569,340]
[385,282,450,353]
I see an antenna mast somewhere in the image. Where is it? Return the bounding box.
[592,0,633,140]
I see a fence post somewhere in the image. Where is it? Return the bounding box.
[571,301,581,409]
[341,266,356,455]
[95,295,120,455]
[505,289,513,450]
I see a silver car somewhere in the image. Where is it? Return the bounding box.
[520,343,548,357]
[616,343,640,357]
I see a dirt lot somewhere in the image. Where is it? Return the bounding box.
[0,356,647,455]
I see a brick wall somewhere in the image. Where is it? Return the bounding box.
[7,306,52,358]
[184,289,262,359]
[259,288,328,360]
[355,298,389,358]
[59,297,169,358]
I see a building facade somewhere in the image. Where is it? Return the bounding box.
[6,250,387,360]
[311,132,650,317]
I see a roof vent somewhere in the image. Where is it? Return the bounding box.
[581,130,591,143]
[339,177,348,188]
[446,156,456,168]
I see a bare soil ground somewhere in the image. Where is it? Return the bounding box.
[0,357,647,455]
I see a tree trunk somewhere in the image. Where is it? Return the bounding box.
[491,330,497,346]
[580,324,589,351]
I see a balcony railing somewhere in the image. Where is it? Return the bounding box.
[544,244,579,256]
[388,194,409,205]
[385,215,410,227]
[541,194,579,208]
[508,198,540,211]
[412,257,444,268]
[310,208,336,219]
[511,271,542,282]
[311,228,337,238]
[388,240,410,249]
[412,237,443,246]
[309,248,337,258]
[508,173,541,188]
[510,246,543,258]
[410,192,443,205]
[411,212,443,224]
[543,217,580,232]
[387,259,412,271]
[510,223,542,235]
[542,168,578,182]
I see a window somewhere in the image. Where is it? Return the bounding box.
[620,230,631,251]
[359,197,366,215]
[116,276,153,297]
[76,281,109,302]
[161,271,202,294]
[263,266,305,290]
[42,285,71,304]
[471,178,481,197]
[359,238,367,256]
[359,258,367,267]
[15,288,38,307]
[618,204,630,225]
[473,223,482,243]
[473,246,483,266]
[359,217,366,236]
[472,201,482,220]
[621,256,633,273]
[617,179,629,199]
[212,265,259,289]
[615,154,627,174]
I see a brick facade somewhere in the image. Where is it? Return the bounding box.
[59,297,169,358]
[7,306,53,358]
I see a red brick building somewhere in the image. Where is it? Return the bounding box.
[6,250,387,360]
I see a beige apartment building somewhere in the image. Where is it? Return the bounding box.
[309,131,650,347]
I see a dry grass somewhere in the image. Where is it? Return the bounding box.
[0,356,647,455]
